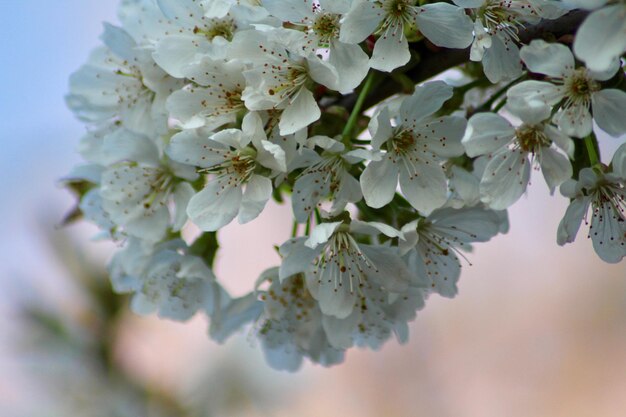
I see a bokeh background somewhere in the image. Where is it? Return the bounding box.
[1,2,625,416]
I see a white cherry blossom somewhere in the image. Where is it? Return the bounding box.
[508,39,626,138]
[261,0,370,91]
[229,29,340,135]
[572,0,626,72]
[340,0,473,72]
[254,268,344,371]
[557,144,626,263]
[166,114,286,230]
[291,136,364,223]
[166,57,246,130]
[66,23,181,136]
[360,81,466,215]
[279,221,412,319]
[463,104,573,209]
[109,239,220,320]
[401,206,506,297]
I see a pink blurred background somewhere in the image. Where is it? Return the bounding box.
[0,2,624,416]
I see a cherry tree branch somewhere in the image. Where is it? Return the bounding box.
[336,10,590,112]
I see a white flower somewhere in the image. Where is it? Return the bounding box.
[401,206,506,297]
[261,0,370,92]
[230,30,340,135]
[151,0,264,77]
[291,136,364,223]
[99,136,197,242]
[166,57,246,130]
[462,105,573,209]
[573,0,626,73]
[254,268,345,371]
[340,0,473,72]
[452,0,543,82]
[557,145,626,263]
[279,220,412,319]
[166,114,286,230]
[66,23,181,136]
[508,40,626,138]
[109,239,219,321]
[360,81,466,215]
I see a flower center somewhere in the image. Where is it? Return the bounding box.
[478,0,528,40]
[384,0,413,18]
[194,18,237,41]
[141,168,175,210]
[313,231,377,294]
[312,13,340,44]
[565,68,599,101]
[391,129,415,154]
[379,0,417,33]
[266,63,309,104]
[515,125,550,154]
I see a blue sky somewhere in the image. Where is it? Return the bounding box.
[0,1,120,311]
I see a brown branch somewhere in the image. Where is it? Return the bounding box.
[337,10,589,111]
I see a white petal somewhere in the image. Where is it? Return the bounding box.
[307,55,340,89]
[100,23,136,62]
[257,140,287,172]
[544,125,575,158]
[322,311,360,349]
[428,206,503,242]
[399,160,447,215]
[153,35,211,78]
[612,143,626,179]
[415,3,474,49]
[279,238,320,279]
[480,149,531,209]
[507,80,564,108]
[349,220,403,238]
[519,39,575,78]
[553,103,593,138]
[506,99,551,126]
[590,202,626,263]
[361,245,411,292]
[360,157,399,209]
[292,170,330,222]
[172,182,195,231]
[573,5,626,72]
[462,113,515,157]
[370,25,410,72]
[539,147,572,193]
[261,0,312,22]
[339,0,383,44]
[238,175,272,224]
[166,130,229,168]
[414,116,466,158]
[305,222,342,249]
[187,180,242,231]
[311,264,356,319]
[328,41,370,93]
[591,89,626,138]
[279,88,321,135]
[399,81,453,127]
[482,34,523,83]
[369,107,394,150]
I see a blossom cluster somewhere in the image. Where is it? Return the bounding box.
[64,0,625,371]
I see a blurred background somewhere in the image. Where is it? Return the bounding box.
[1,1,625,416]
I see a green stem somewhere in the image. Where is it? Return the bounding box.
[492,97,508,113]
[583,132,600,167]
[341,71,377,144]
[291,220,298,238]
